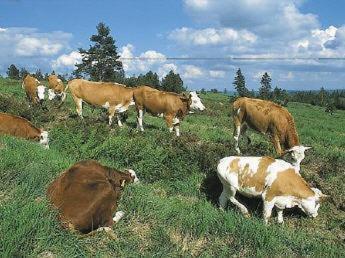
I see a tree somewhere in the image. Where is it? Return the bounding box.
[74,22,123,82]
[259,72,272,100]
[35,69,44,81]
[233,68,250,97]
[19,67,29,79]
[161,70,185,93]
[7,64,20,80]
[319,87,327,106]
[139,71,160,89]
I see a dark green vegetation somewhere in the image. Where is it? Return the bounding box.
[0,78,344,257]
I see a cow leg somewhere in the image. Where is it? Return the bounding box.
[277,208,284,224]
[108,106,116,126]
[165,114,174,133]
[137,109,144,131]
[271,134,283,156]
[113,211,125,223]
[173,117,180,136]
[263,201,274,224]
[233,124,242,154]
[72,95,83,118]
[221,185,249,216]
[117,114,123,127]
[241,124,251,144]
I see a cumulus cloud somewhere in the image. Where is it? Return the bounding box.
[209,70,226,78]
[0,27,72,73]
[158,63,178,78]
[119,44,167,74]
[169,27,256,46]
[51,51,82,71]
[181,65,204,78]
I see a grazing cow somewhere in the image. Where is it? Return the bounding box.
[47,75,65,100]
[66,79,134,126]
[0,112,49,149]
[232,97,311,163]
[217,156,327,224]
[22,75,46,104]
[47,160,139,233]
[133,86,205,136]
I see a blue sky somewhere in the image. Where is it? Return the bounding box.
[0,0,345,90]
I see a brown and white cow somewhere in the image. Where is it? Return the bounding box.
[217,156,327,224]
[133,86,205,136]
[0,112,49,148]
[47,160,139,233]
[232,97,311,164]
[66,79,134,126]
[47,74,65,100]
[22,75,46,104]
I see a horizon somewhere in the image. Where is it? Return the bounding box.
[1,0,345,91]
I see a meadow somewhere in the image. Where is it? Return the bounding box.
[0,77,344,257]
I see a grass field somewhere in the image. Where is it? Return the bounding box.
[0,77,344,257]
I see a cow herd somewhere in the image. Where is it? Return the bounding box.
[0,74,328,234]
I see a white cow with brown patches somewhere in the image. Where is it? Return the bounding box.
[65,79,134,126]
[217,156,327,224]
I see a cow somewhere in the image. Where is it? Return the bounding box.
[133,86,205,136]
[47,74,65,100]
[217,156,327,224]
[22,74,46,104]
[232,97,311,164]
[47,160,139,233]
[65,79,134,126]
[0,112,49,149]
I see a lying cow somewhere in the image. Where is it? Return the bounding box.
[22,74,46,104]
[217,156,327,224]
[133,86,205,136]
[47,74,65,100]
[0,112,49,148]
[232,97,311,164]
[66,79,134,126]
[47,160,139,233]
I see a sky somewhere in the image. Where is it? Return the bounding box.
[0,0,345,91]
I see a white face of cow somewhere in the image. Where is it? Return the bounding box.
[288,145,312,163]
[40,131,49,149]
[37,85,46,101]
[189,91,205,111]
[48,89,56,100]
[126,169,139,183]
[300,188,327,218]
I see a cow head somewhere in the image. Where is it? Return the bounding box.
[299,188,328,218]
[39,130,49,149]
[37,85,46,102]
[48,89,56,100]
[286,145,312,163]
[125,169,139,184]
[189,91,205,111]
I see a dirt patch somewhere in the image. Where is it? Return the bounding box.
[169,229,207,257]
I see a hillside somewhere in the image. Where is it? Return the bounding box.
[0,78,344,257]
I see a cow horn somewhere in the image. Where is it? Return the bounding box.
[121,180,126,187]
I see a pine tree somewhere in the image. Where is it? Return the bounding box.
[233,68,250,97]
[161,70,185,93]
[35,69,44,81]
[319,87,327,106]
[7,64,20,80]
[19,68,29,79]
[74,22,123,82]
[259,72,272,100]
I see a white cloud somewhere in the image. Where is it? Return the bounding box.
[279,71,294,81]
[169,27,256,46]
[158,63,178,78]
[16,37,64,57]
[253,71,272,80]
[209,70,225,78]
[51,51,82,70]
[182,65,204,78]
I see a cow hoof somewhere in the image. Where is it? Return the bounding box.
[97,227,112,232]
[243,213,251,218]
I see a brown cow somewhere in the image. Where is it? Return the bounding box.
[0,112,49,148]
[47,160,139,233]
[22,75,46,104]
[133,86,205,136]
[65,79,134,126]
[232,97,310,165]
[47,74,65,100]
